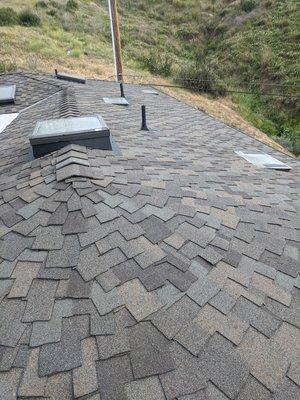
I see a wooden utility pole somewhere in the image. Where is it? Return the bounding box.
[108,0,123,82]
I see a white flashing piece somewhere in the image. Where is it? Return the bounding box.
[235,151,291,171]
[103,97,129,106]
[142,89,159,95]
[0,113,19,133]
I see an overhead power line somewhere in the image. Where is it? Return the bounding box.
[103,78,300,98]
[118,74,300,89]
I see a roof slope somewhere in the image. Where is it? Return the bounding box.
[0,72,299,400]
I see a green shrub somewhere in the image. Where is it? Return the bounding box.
[0,61,17,73]
[35,1,48,9]
[66,0,78,12]
[0,7,19,26]
[139,51,173,77]
[240,0,258,13]
[47,9,57,16]
[176,61,226,96]
[19,9,41,26]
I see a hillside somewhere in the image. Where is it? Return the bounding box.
[0,0,299,154]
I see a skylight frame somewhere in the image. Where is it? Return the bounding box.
[30,115,110,145]
[30,114,112,158]
[0,84,16,105]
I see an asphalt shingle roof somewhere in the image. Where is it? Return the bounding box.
[0,72,299,400]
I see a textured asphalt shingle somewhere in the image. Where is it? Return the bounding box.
[0,72,299,399]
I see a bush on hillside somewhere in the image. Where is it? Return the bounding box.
[240,0,258,13]
[0,61,17,73]
[0,7,19,26]
[140,51,173,77]
[176,61,226,96]
[35,1,48,9]
[66,0,78,12]
[47,9,57,16]
[19,9,41,26]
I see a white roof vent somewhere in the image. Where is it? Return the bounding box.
[235,151,291,170]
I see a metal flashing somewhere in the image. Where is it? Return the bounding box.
[103,97,129,106]
[55,71,86,84]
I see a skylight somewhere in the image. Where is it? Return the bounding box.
[235,151,291,171]
[0,85,16,104]
[30,115,112,157]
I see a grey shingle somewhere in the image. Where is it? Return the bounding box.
[30,299,73,347]
[8,261,41,298]
[72,337,98,398]
[22,279,58,322]
[232,297,280,337]
[209,290,236,314]
[46,234,80,268]
[32,226,64,250]
[57,270,92,298]
[96,355,133,400]
[131,345,175,379]
[151,296,200,339]
[118,279,163,321]
[95,202,119,223]
[62,211,87,234]
[0,203,23,227]
[77,244,107,281]
[237,328,288,392]
[125,377,165,400]
[48,203,68,225]
[236,376,271,400]
[38,315,89,376]
[90,310,116,336]
[96,325,130,360]
[96,269,120,292]
[177,223,216,247]
[198,333,249,399]
[187,276,220,306]
[17,197,44,219]
[0,232,34,261]
[0,369,22,400]
[140,215,172,244]
[12,345,31,369]
[0,299,27,347]
[67,192,82,211]
[91,281,124,316]
[160,341,207,399]
[13,210,50,236]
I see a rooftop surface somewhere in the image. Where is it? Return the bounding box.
[0,72,299,400]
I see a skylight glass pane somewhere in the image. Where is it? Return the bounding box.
[0,85,16,104]
[30,115,112,157]
[34,116,104,138]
